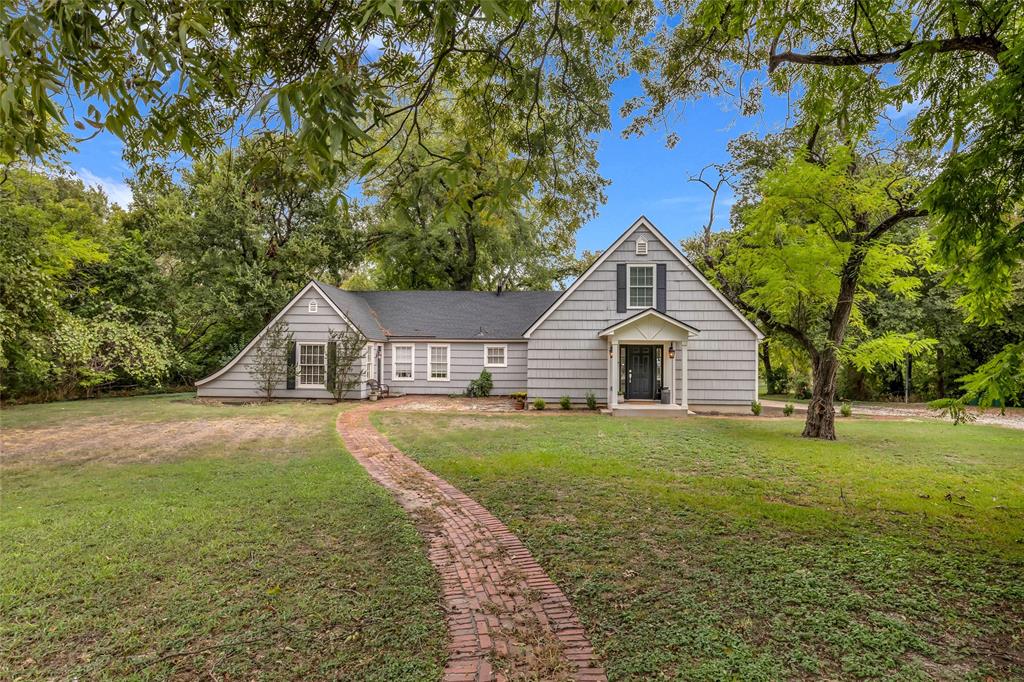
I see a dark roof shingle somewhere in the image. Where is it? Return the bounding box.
[315,282,560,340]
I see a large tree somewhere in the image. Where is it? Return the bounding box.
[125,134,362,377]
[689,137,934,438]
[627,0,1024,412]
[359,101,602,290]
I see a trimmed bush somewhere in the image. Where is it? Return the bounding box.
[783,403,795,417]
[465,369,493,397]
[840,401,853,418]
[585,390,598,410]
[533,398,546,411]
[751,401,762,416]
[560,395,571,410]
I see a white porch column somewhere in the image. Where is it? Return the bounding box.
[668,340,675,405]
[681,339,689,409]
[610,339,620,406]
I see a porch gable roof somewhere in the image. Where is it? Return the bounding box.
[598,308,701,338]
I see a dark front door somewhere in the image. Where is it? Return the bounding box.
[625,345,655,399]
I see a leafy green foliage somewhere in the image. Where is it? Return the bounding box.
[560,395,572,410]
[750,400,762,416]
[465,369,493,398]
[0,167,176,399]
[247,322,293,401]
[2,1,648,184]
[783,403,795,416]
[532,397,545,410]
[359,102,601,290]
[840,401,853,418]
[585,390,598,410]
[328,326,368,401]
[128,134,362,379]
[929,341,1024,422]
[846,333,937,373]
[49,313,175,399]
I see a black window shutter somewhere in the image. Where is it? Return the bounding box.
[656,263,667,313]
[286,340,296,390]
[616,263,627,313]
[326,341,337,393]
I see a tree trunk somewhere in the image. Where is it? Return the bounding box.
[936,346,945,398]
[761,342,775,394]
[802,248,866,439]
[803,351,839,439]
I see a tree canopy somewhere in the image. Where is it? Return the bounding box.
[2,1,647,181]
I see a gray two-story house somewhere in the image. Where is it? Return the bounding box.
[196,217,763,413]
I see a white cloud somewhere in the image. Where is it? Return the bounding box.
[884,98,925,121]
[75,168,133,208]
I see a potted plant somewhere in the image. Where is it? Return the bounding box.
[511,392,527,410]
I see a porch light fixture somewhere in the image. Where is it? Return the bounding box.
[668,343,675,360]
[608,345,614,358]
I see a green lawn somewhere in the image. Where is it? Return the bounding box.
[377,411,1024,681]
[1,395,445,681]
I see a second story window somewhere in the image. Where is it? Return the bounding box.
[628,264,654,308]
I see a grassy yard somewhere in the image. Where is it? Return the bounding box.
[1,395,445,680]
[377,412,1024,681]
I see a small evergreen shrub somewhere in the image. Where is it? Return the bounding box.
[585,390,598,410]
[533,398,546,410]
[751,400,762,416]
[840,401,853,418]
[783,403,795,417]
[560,395,571,410]
[465,369,493,397]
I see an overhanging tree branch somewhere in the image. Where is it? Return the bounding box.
[768,34,1005,72]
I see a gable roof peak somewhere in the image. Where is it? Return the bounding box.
[523,216,764,339]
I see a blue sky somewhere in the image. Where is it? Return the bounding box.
[62,73,793,253]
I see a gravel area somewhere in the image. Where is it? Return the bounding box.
[762,400,1024,431]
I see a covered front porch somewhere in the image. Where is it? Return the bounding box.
[599,309,699,417]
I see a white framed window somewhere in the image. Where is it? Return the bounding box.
[392,344,414,381]
[627,264,655,308]
[428,344,450,381]
[307,299,318,313]
[483,344,507,368]
[635,237,648,255]
[297,342,327,387]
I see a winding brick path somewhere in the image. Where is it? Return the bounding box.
[337,399,605,682]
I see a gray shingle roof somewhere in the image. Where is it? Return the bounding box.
[314,282,561,340]
[313,281,388,340]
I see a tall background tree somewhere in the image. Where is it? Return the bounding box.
[359,100,603,290]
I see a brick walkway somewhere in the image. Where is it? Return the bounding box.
[337,400,605,682]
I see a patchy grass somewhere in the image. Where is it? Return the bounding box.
[377,411,1024,681]
[1,395,445,680]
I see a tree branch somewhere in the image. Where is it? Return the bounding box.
[768,34,1005,72]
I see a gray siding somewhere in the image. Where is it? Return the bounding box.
[527,225,758,404]
[197,289,368,400]
[383,341,527,395]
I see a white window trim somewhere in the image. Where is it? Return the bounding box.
[307,299,318,313]
[296,342,327,388]
[391,343,415,381]
[627,263,656,309]
[635,237,648,255]
[483,344,508,368]
[427,343,451,382]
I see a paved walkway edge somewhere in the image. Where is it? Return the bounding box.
[337,400,606,682]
